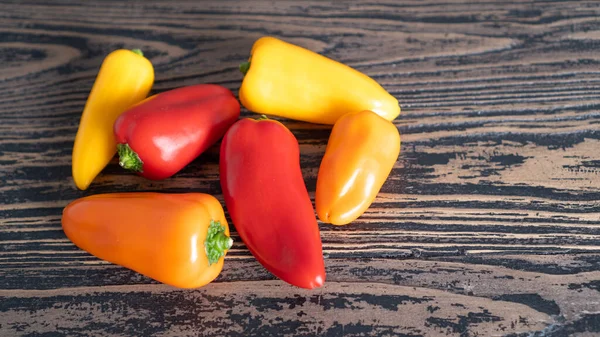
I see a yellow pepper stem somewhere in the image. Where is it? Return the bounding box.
[239,61,250,75]
[131,49,143,57]
[204,220,233,265]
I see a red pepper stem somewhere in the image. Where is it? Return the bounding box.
[131,49,143,57]
[257,114,269,121]
[204,220,233,265]
[239,61,251,75]
[117,143,144,173]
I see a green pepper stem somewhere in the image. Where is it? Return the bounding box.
[131,49,143,57]
[117,143,144,173]
[239,61,251,75]
[204,220,233,265]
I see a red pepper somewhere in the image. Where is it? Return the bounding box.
[114,84,240,180]
[219,117,326,289]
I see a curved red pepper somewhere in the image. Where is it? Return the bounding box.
[219,117,326,289]
[114,84,240,180]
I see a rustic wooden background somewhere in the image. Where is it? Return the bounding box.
[1,0,600,336]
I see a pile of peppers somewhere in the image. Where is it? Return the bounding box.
[64,36,401,290]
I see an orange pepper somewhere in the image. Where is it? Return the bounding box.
[316,110,401,225]
[61,193,232,288]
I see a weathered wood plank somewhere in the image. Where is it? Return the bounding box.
[0,281,553,337]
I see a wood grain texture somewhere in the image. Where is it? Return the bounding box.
[1,0,600,336]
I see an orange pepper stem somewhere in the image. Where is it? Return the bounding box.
[239,61,250,75]
[131,49,143,57]
[117,143,144,173]
[204,220,233,265]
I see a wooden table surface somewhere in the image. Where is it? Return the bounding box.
[2,1,600,336]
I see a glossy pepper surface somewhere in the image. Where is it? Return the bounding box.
[316,110,401,225]
[238,36,400,125]
[114,84,240,180]
[219,117,326,289]
[61,192,233,289]
[72,49,154,190]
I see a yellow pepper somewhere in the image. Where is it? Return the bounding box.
[72,49,154,190]
[238,36,400,125]
[316,110,401,225]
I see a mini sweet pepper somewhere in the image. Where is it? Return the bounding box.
[316,110,401,225]
[62,192,233,288]
[114,84,240,180]
[72,49,154,190]
[220,116,326,289]
[238,36,400,125]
